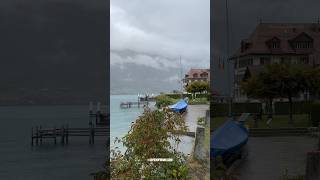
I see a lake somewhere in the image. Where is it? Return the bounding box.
[0,105,106,180]
[110,95,197,155]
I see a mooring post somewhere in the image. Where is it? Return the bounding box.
[89,122,92,144]
[193,126,206,161]
[54,126,57,145]
[39,125,42,145]
[92,126,95,144]
[31,127,34,146]
[66,124,69,144]
[36,126,39,146]
[61,125,65,145]
[89,101,93,125]
[96,102,101,125]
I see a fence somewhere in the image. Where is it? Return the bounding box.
[211,102,320,126]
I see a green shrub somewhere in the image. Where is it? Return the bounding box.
[197,117,205,125]
[189,98,209,105]
[155,94,177,108]
[110,108,188,179]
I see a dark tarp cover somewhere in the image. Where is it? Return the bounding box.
[210,119,248,158]
[169,99,188,113]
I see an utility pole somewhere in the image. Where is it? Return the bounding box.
[226,0,232,117]
[180,56,183,99]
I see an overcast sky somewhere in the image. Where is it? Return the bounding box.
[0,0,108,104]
[110,0,210,70]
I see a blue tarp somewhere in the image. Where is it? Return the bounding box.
[169,99,188,113]
[210,118,248,158]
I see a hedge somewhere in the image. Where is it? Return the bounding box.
[274,102,311,115]
[311,103,320,126]
[211,102,262,116]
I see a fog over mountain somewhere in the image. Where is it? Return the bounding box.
[110,0,210,94]
[111,50,185,94]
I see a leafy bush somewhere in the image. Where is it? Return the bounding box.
[197,117,205,126]
[155,94,178,108]
[110,108,189,179]
[189,98,209,105]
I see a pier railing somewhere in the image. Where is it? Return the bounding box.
[31,125,108,146]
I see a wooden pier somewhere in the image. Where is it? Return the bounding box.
[31,101,109,146]
[120,101,148,108]
[31,125,108,146]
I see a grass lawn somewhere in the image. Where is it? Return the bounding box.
[188,98,209,105]
[211,114,311,129]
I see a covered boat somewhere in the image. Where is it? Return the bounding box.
[210,118,248,162]
[169,99,188,113]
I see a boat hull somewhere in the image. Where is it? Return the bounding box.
[169,99,188,114]
[210,119,249,162]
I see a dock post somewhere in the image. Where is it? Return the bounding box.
[39,125,42,145]
[66,124,69,144]
[54,126,57,145]
[61,125,65,145]
[31,127,34,146]
[36,126,39,146]
[89,101,93,126]
[89,122,92,144]
[97,102,101,125]
[92,127,95,144]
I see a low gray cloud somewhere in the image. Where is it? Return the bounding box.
[111,0,210,69]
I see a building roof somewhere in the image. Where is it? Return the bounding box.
[231,23,320,63]
[185,68,210,78]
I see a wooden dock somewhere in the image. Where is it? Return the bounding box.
[120,101,148,108]
[31,101,109,146]
[31,125,108,146]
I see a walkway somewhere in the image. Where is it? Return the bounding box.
[184,105,209,132]
[233,136,317,180]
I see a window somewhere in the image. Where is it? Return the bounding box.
[280,57,291,64]
[294,42,312,49]
[193,73,198,78]
[260,57,271,65]
[272,42,280,49]
[200,72,208,78]
[239,58,253,68]
[299,56,309,64]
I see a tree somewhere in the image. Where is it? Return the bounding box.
[186,81,209,98]
[242,63,318,125]
[155,94,176,108]
[276,64,301,125]
[300,66,320,100]
[241,65,281,119]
